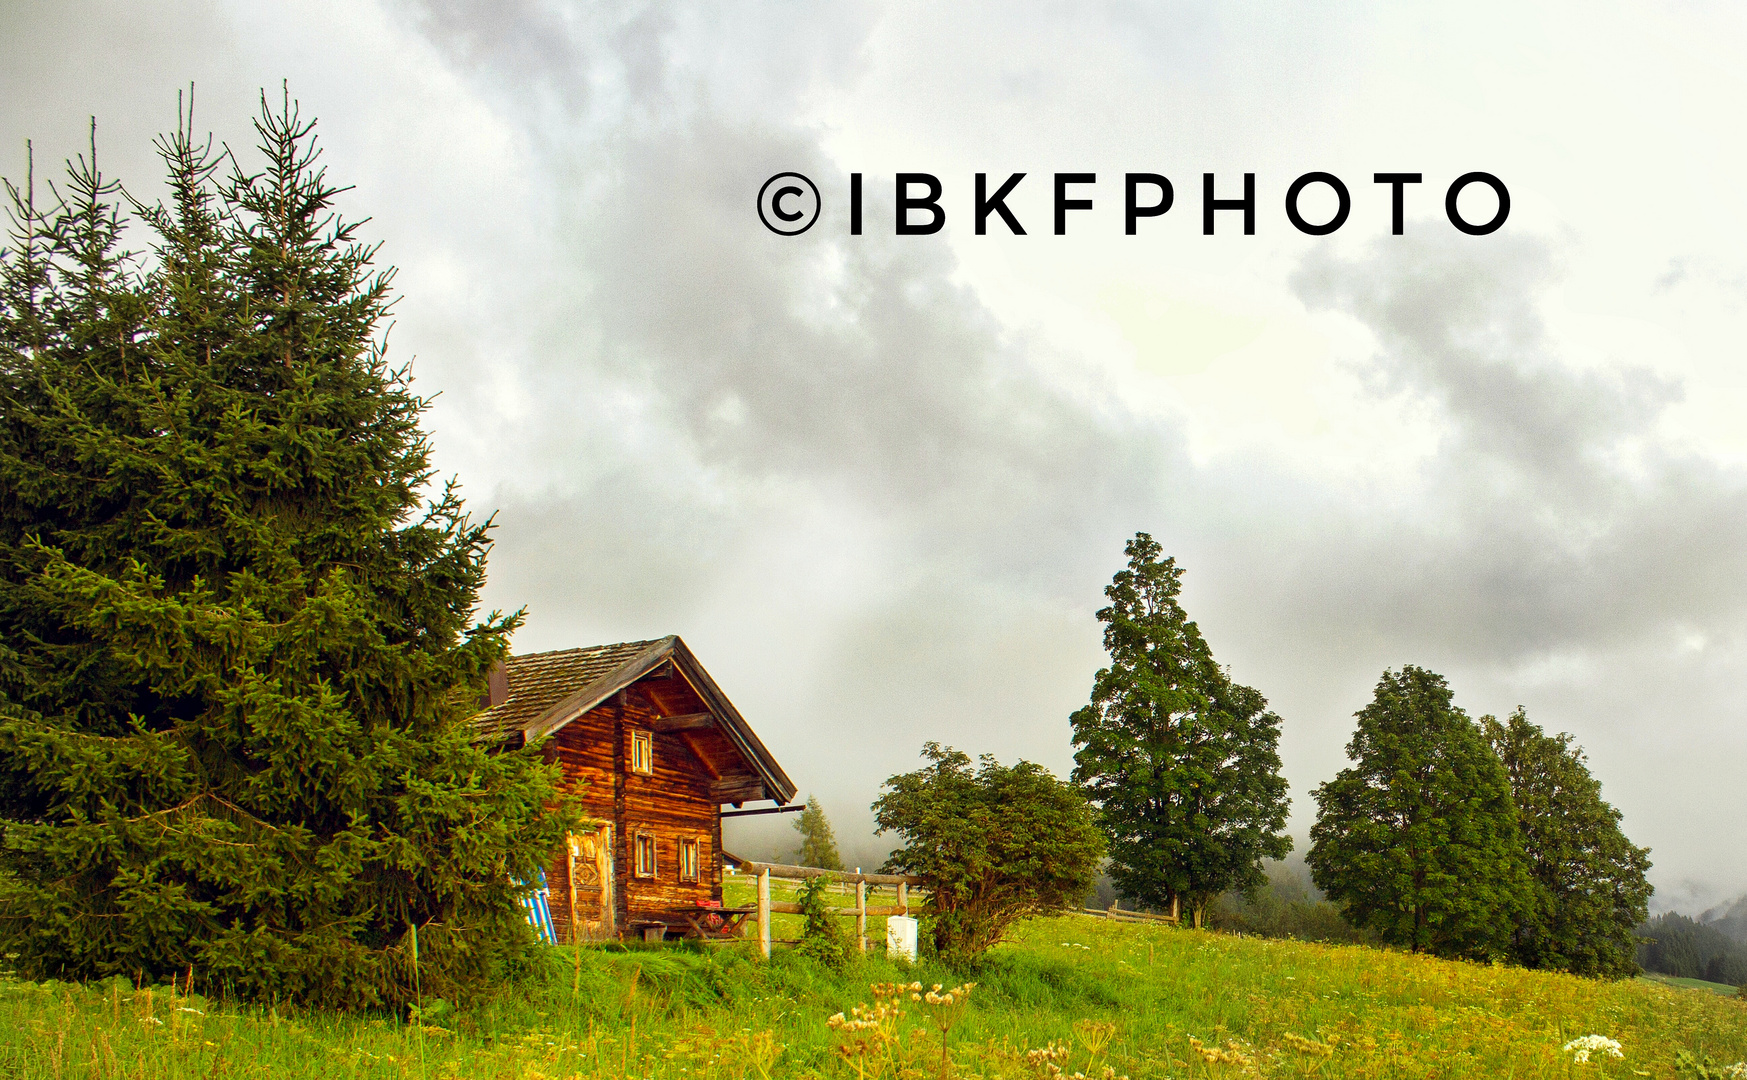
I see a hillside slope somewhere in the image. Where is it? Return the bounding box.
[2,914,1743,1078]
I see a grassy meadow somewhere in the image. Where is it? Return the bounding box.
[3,905,1744,1079]
[1640,973,1743,998]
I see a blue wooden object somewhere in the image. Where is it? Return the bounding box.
[520,869,558,944]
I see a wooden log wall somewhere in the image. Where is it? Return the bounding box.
[612,693,628,930]
[543,684,726,941]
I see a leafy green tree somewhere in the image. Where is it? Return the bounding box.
[792,794,843,870]
[1481,708,1651,977]
[1308,666,1528,960]
[0,93,576,1007]
[874,742,1103,963]
[1069,533,1291,927]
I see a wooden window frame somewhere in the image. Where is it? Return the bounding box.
[633,830,657,879]
[631,729,654,776]
[678,836,701,883]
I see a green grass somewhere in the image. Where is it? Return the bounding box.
[3,913,1746,1078]
[1640,972,1744,997]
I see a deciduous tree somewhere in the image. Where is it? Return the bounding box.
[874,742,1103,963]
[0,92,575,1007]
[1308,666,1527,959]
[1069,533,1291,926]
[1482,708,1651,977]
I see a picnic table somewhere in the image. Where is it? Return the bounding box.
[631,904,756,942]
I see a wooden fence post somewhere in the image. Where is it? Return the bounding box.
[856,879,867,953]
[758,869,771,959]
[726,854,921,959]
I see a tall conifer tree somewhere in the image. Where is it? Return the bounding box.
[1070,533,1291,926]
[791,794,843,870]
[1308,666,1528,959]
[0,93,575,1006]
[1481,708,1651,977]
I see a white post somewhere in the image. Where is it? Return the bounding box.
[887,915,918,962]
[757,869,771,959]
[856,879,867,953]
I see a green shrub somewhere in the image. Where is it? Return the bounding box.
[875,743,1104,964]
[794,876,852,970]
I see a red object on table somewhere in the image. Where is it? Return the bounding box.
[674,905,756,940]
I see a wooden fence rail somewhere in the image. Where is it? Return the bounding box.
[724,853,923,959]
[1078,905,1179,924]
[723,855,1178,958]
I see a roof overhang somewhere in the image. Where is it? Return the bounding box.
[520,635,796,805]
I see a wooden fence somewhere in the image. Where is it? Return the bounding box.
[1078,903,1179,924]
[724,853,922,959]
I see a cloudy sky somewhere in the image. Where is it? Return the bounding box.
[5,1,1746,910]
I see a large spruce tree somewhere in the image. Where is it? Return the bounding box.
[1070,533,1291,927]
[0,94,574,1007]
[1308,666,1528,960]
[1481,708,1651,977]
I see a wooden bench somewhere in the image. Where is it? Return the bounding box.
[631,905,756,943]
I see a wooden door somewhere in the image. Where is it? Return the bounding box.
[567,825,615,941]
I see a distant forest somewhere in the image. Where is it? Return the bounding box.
[1638,895,1747,985]
[1157,871,1747,989]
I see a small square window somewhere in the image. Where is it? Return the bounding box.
[634,831,657,878]
[679,837,701,882]
[631,730,653,775]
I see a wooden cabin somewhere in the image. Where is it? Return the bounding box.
[475,636,796,941]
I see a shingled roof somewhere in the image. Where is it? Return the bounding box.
[474,638,663,740]
[473,635,796,804]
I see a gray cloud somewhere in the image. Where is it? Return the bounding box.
[468,114,1187,786]
[1280,233,1747,662]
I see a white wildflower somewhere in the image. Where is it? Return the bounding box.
[1562,1035,1624,1064]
